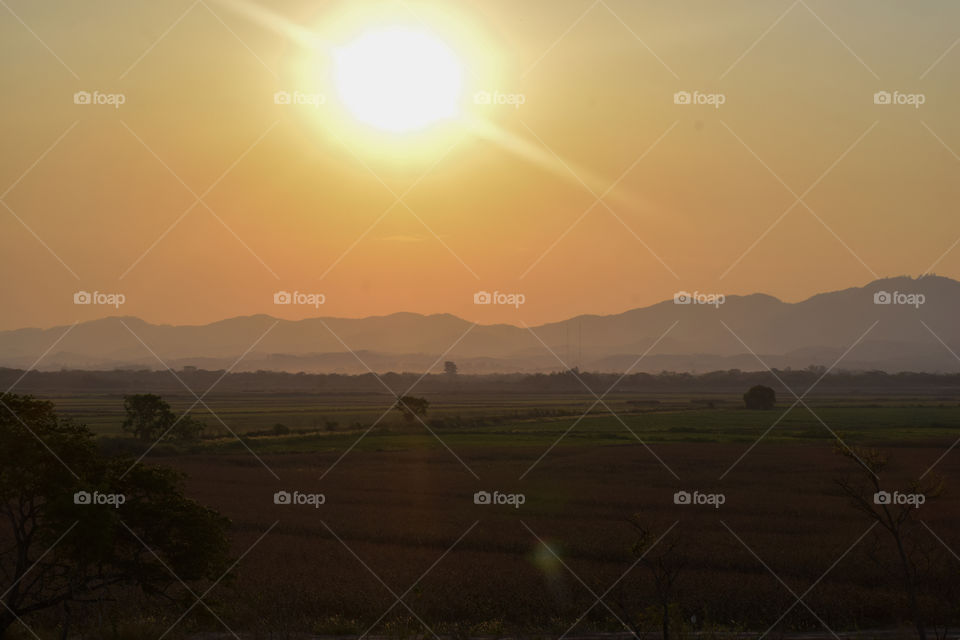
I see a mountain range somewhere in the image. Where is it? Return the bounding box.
[2,276,959,374]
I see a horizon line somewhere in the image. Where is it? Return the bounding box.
[9,273,952,333]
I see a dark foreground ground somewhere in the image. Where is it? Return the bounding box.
[6,390,960,639]
[145,439,959,639]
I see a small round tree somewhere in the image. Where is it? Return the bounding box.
[743,384,776,410]
[122,394,205,442]
[395,395,430,424]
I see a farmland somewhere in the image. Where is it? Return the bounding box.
[16,385,960,638]
[46,390,960,443]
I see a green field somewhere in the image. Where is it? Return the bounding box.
[44,391,960,448]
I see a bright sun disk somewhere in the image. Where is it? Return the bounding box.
[333,26,464,133]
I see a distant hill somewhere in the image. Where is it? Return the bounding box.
[2,276,959,374]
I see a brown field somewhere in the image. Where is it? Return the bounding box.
[146,439,960,638]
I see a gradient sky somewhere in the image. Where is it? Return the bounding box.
[1,0,959,330]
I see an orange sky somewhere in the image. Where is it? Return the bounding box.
[1,0,959,330]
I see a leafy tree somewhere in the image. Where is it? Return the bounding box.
[121,394,176,441]
[743,384,776,410]
[169,413,206,442]
[121,394,204,442]
[0,394,230,637]
[443,361,458,377]
[834,440,943,640]
[395,396,429,424]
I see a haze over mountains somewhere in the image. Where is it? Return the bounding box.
[3,276,959,374]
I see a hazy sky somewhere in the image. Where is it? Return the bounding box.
[1,0,959,330]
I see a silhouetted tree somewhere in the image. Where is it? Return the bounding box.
[0,394,230,637]
[396,396,429,424]
[743,385,776,410]
[121,394,175,441]
[122,394,204,442]
[443,361,458,377]
[623,514,686,640]
[834,440,943,640]
[169,413,206,442]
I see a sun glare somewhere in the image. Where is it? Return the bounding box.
[333,27,464,133]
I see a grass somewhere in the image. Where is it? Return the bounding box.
[192,406,960,460]
[45,391,960,447]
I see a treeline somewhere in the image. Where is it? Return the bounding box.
[2,366,959,395]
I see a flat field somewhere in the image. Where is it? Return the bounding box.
[33,391,960,638]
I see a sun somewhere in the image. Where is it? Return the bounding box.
[333,26,464,134]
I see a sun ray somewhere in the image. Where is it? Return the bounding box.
[210,0,649,212]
